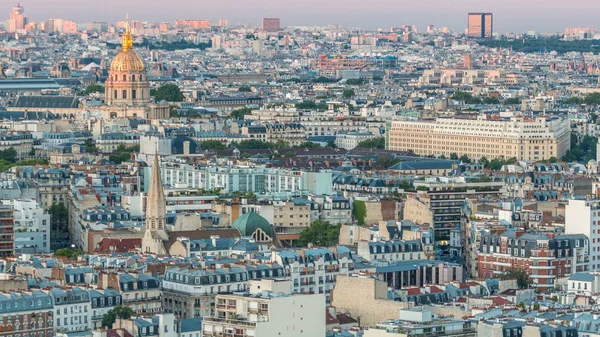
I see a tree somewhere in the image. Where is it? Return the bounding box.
[584,92,600,105]
[449,153,459,160]
[230,108,253,120]
[54,247,82,259]
[109,145,139,164]
[346,78,365,85]
[373,75,383,81]
[342,89,355,98]
[313,76,337,83]
[501,268,532,289]
[49,202,69,240]
[357,138,385,149]
[200,140,227,150]
[353,200,366,225]
[102,305,134,329]
[459,154,471,163]
[292,142,323,149]
[479,156,489,168]
[299,220,341,247]
[283,151,296,158]
[84,139,99,153]
[230,139,289,150]
[85,84,104,95]
[238,85,252,92]
[562,134,597,162]
[563,97,584,104]
[0,148,17,163]
[504,97,520,105]
[483,96,500,104]
[548,156,558,163]
[152,84,184,102]
[451,91,481,104]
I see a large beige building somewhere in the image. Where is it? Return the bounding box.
[387,116,570,161]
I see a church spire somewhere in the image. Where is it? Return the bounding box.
[122,15,133,52]
[146,150,166,231]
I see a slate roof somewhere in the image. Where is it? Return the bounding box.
[180,318,203,332]
[12,95,80,109]
[569,272,595,282]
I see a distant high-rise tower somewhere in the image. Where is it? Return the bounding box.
[464,53,473,69]
[262,18,280,32]
[8,3,28,32]
[467,12,493,38]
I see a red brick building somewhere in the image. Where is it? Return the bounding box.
[477,229,589,290]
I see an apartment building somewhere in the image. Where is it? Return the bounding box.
[418,69,525,86]
[202,280,325,337]
[357,239,425,262]
[18,168,71,209]
[335,131,378,150]
[50,287,91,332]
[160,163,333,195]
[0,132,33,159]
[270,246,354,302]
[118,273,162,315]
[162,265,266,318]
[241,123,305,146]
[406,177,505,252]
[477,229,589,290]
[565,199,600,271]
[0,205,14,258]
[0,290,54,337]
[114,314,176,337]
[3,199,50,253]
[88,288,122,329]
[387,116,570,161]
[96,132,140,152]
[364,308,476,337]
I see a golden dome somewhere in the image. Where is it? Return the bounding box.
[109,17,145,72]
[110,51,145,72]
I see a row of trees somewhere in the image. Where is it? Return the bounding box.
[357,137,385,149]
[478,36,600,54]
[562,93,600,105]
[562,134,596,162]
[109,144,140,164]
[451,91,502,105]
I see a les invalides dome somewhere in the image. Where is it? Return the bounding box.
[105,18,150,107]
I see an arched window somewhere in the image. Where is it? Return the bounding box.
[132,75,136,82]
[123,74,127,81]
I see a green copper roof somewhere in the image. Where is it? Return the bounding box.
[232,212,274,238]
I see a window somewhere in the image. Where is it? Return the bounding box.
[122,90,127,99]
[132,90,137,99]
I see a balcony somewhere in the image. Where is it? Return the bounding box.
[122,296,161,304]
[529,265,554,270]
[204,317,258,328]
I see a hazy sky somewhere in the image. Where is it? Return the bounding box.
[8,0,600,33]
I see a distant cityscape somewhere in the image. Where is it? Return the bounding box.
[2,2,600,337]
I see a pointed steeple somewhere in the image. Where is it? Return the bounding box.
[146,151,166,231]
